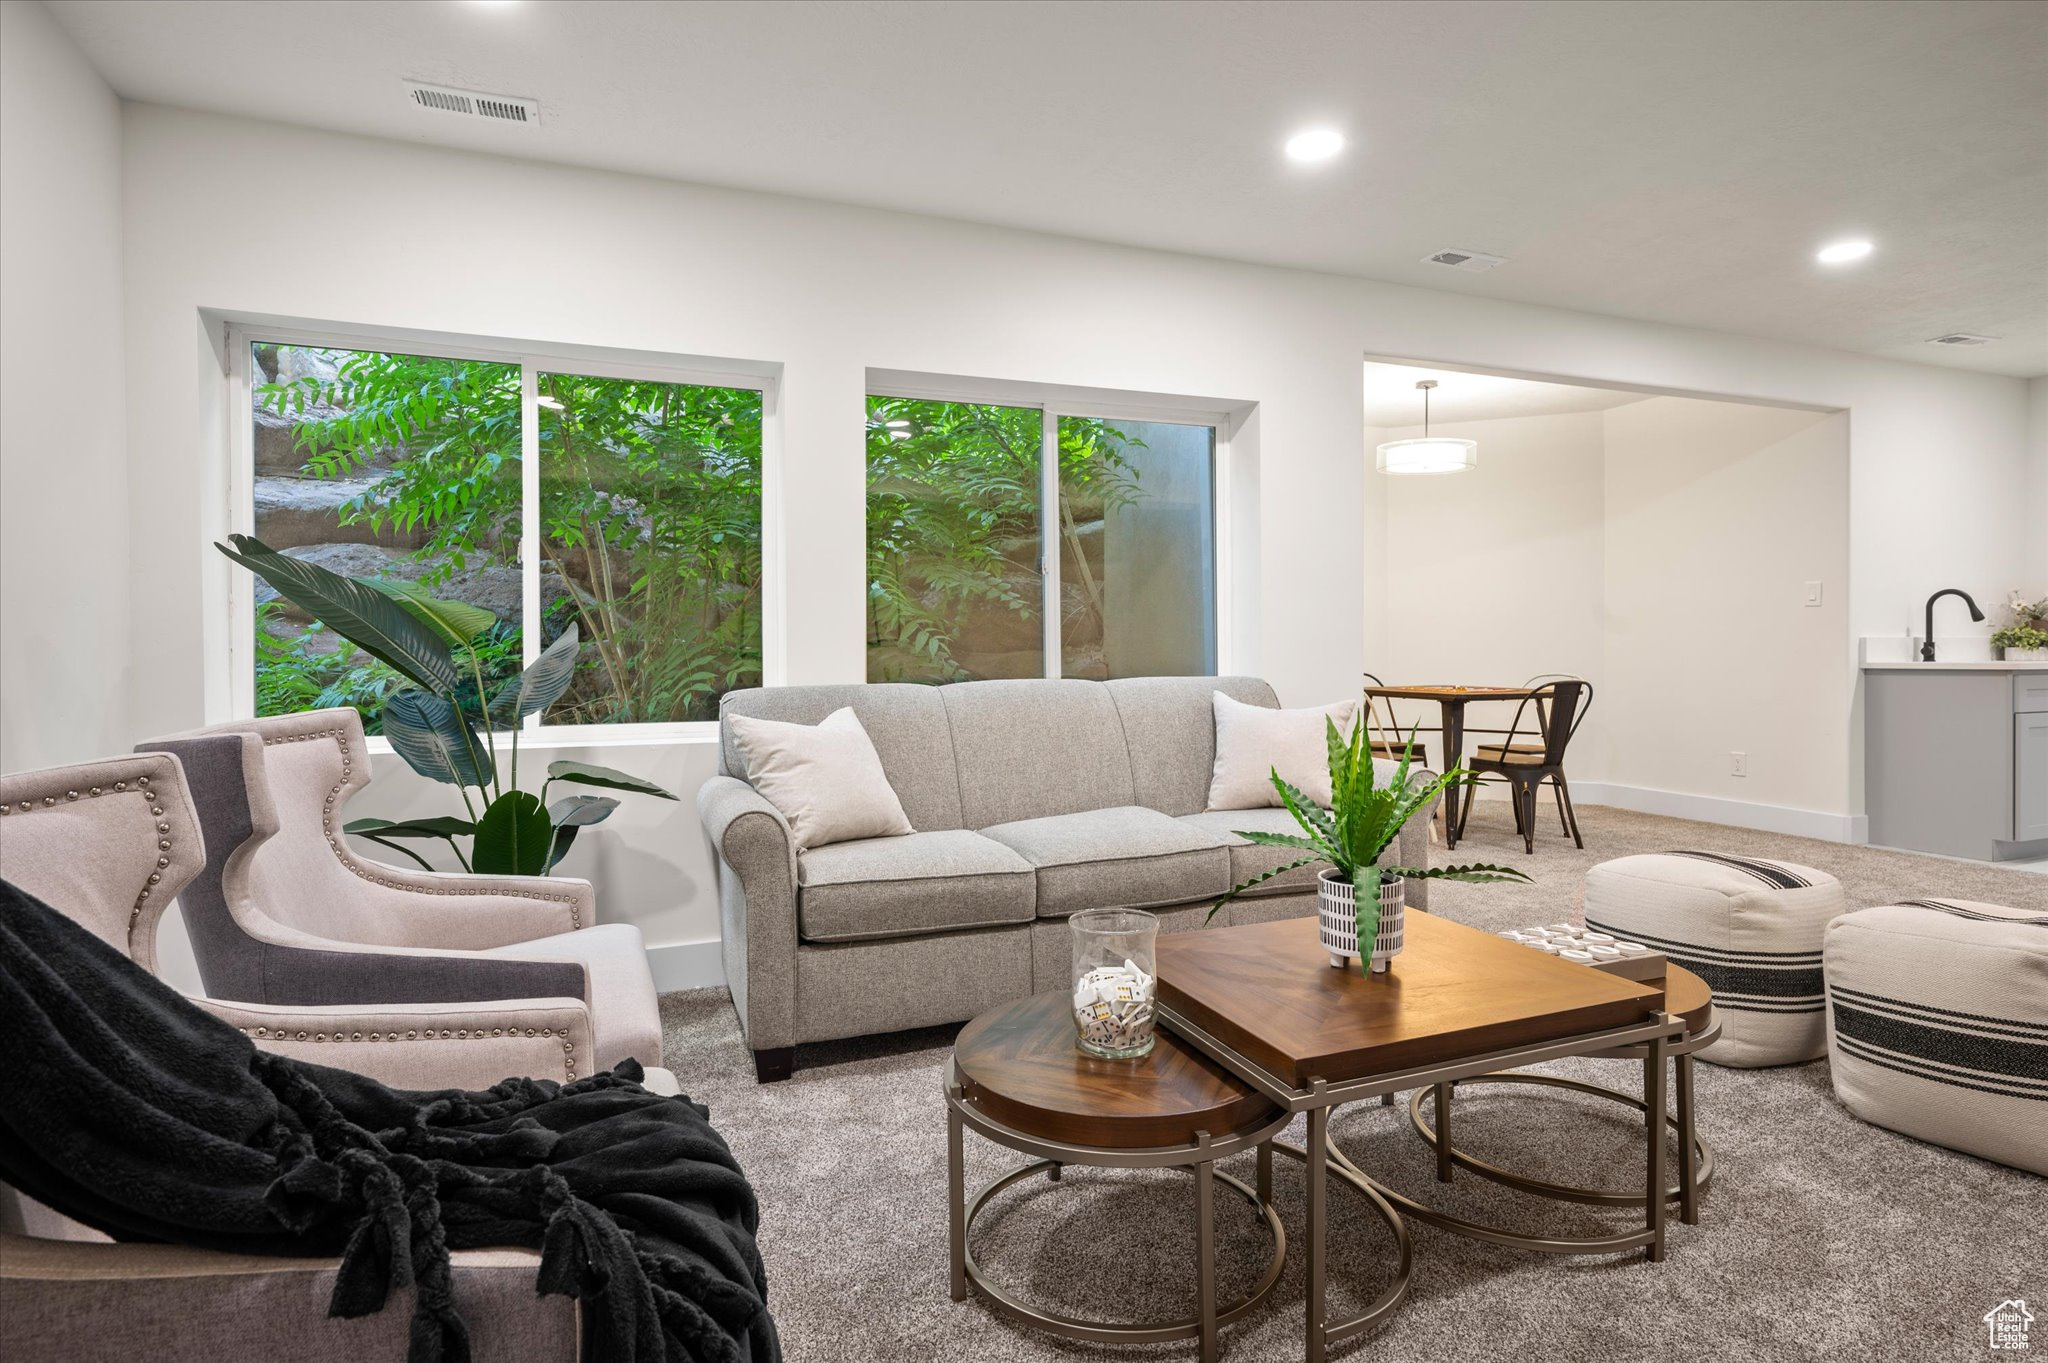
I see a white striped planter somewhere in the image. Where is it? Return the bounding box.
[1318,868,1405,974]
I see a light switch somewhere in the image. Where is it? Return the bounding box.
[1803,581,1823,607]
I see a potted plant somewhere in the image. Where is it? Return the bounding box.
[217,534,678,875]
[1208,720,1530,974]
[1994,591,2048,661]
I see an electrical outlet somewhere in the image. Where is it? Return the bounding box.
[1730,751,1748,778]
[1804,581,1823,607]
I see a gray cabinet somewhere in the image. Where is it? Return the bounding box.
[1865,665,2048,860]
[2020,712,2048,843]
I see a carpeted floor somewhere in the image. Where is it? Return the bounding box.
[658,806,2047,1363]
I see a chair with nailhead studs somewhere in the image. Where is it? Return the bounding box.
[0,750,589,1361]
[135,707,668,1082]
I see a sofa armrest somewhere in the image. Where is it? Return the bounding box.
[195,997,595,1087]
[696,775,798,1053]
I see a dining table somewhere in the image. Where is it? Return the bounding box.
[1362,682,1542,851]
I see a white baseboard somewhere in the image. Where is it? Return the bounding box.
[646,938,727,993]
[1574,782,1867,845]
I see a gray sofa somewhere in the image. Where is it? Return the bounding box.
[698,675,1437,1081]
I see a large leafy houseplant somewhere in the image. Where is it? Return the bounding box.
[1208,719,1530,974]
[218,534,678,876]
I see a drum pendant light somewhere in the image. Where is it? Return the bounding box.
[1376,380,1477,474]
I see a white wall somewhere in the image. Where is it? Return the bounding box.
[1602,399,1850,820]
[1372,398,1851,832]
[2029,376,2048,586]
[1376,409,1607,794]
[73,103,2038,964]
[1378,407,1608,735]
[0,1,129,771]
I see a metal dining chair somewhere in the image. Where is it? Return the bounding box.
[1455,676,1593,853]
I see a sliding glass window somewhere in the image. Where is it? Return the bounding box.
[864,396,1216,683]
[536,374,763,722]
[244,338,763,731]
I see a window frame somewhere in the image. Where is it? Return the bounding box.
[224,321,783,747]
[863,378,1236,681]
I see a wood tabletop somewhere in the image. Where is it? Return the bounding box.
[1661,964,1712,1035]
[1363,684,1540,701]
[1155,914,1666,1089]
[953,990,1283,1150]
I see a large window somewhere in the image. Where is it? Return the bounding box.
[864,396,1216,683]
[245,338,764,731]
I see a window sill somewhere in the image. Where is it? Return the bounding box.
[360,720,721,759]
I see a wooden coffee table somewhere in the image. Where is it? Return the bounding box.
[946,991,1291,1363]
[1155,912,1688,1362]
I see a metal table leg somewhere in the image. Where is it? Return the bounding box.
[1434,1081,1454,1183]
[947,1082,967,1302]
[1305,1105,1328,1363]
[1195,1131,1217,1363]
[1676,1054,1699,1225]
[1644,1033,1667,1263]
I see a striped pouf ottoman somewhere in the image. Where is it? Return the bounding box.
[1583,851,1844,1067]
[1823,899,2046,1175]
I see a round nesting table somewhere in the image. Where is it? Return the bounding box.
[947,991,1291,1363]
[1330,964,1721,1250]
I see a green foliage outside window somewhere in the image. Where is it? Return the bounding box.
[252,346,763,728]
[864,398,1139,682]
[537,374,763,724]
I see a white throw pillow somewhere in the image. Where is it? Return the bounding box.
[727,707,915,850]
[1206,692,1357,811]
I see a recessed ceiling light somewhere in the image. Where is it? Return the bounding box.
[1284,128,1345,164]
[1816,238,1873,264]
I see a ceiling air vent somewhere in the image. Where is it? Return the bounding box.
[405,81,538,125]
[1926,333,1998,347]
[1421,248,1508,273]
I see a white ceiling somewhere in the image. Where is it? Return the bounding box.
[1362,362,1647,427]
[47,0,2048,378]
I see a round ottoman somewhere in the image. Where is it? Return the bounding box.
[1823,898,2047,1175]
[1582,851,1844,1067]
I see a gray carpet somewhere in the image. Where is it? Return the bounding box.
[659,807,2047,1363]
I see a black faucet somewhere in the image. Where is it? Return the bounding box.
[1921,588,1985,661]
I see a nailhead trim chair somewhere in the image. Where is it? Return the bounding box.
[135,707,665,1076]
[0,751,591,1360]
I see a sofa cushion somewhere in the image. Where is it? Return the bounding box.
[1106,676,1279,816]
[980,806,1234,918]
[940,679,1137,827]
[797,830,1037,943]
[1177,808,1327,897]
[720,683,966,831]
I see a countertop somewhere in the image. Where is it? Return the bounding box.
[1862,661,2048,672]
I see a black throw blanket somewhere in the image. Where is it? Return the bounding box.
[0,880,779,1363]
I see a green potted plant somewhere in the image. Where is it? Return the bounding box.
[217,534,678,876]
[1994,591,2048,662]
[1208,719,1530,974]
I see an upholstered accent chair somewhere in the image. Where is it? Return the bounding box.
[700,675,1440,1081]
[0,751,593,1359]
[136,707,664,1076]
